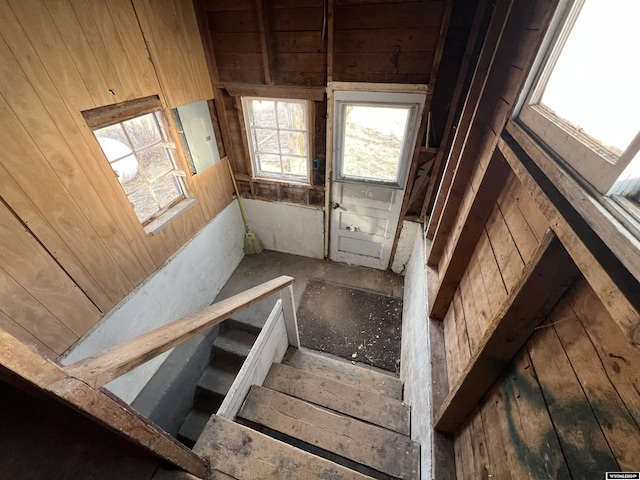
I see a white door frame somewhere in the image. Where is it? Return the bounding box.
[323,83,429,259]
[327,88,426,269]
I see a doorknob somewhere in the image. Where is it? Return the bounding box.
[331,202,340,209]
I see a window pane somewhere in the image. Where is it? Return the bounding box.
[137,144,174,181]
[541,0,640,154]
[279,131,307,157]
[282,156,307,177]
[110,154,140,188]
[123,113,162,150]
[95,124,129,151]
[250,100,277,128]
[342,105,409,182]
[258,153,281,173]
[128,185,158,222]
[253,128,279,154]
[277,101,305,130]
[152,174,182,208]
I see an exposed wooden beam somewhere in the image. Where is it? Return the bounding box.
[388,0,453,267]
[224,83,325,102]
[498,131,640,345]
[64,276,295,388]
[421,0,491,222]
[326,0,335,83]
[429,149,510,319]
[426,0,513,260]
[0,331,207,477]
[255,0,272,85]
[435,230,579,433]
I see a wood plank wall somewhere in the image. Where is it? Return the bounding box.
[428,0,640,476]
[0,0,233,357]
[453,278,640,478]
[443,173,548,388]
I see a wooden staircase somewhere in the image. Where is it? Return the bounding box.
[193,348,420,479]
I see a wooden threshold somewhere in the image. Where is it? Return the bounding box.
[435,230,579,433]
[429,149,510,319]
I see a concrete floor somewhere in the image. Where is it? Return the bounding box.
[213,250,404,332]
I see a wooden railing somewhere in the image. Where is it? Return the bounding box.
[64,275,296,388]
[0,275,299,479]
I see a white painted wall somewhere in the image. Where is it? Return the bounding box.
[243,199,324,259]
[391,220,422,274]
[400,227,433,478]
[61,200,246,404]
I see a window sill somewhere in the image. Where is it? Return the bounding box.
[506,120,640,283]
[144,198,197,235]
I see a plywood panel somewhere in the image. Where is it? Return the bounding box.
[0,0,234,351]
[0,203,101,338]
[132,0,214,108]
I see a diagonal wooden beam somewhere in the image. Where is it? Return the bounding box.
[255,0,272,85]
[435,230,579,433]
[64,276,294,388]
[0,331,207,477]
[429,149,510,319]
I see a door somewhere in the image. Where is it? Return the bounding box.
[329,91,426,269]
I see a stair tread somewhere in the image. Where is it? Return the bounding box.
[197,362,241,398]
[282,348,403,400]
[213,329,257,359]
[177,409,210,447]
[264,362,410,435]
[238,385,419,480]
[194,414,375,480]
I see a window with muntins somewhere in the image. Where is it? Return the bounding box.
[241,97,311,184]
[516,0,640,198]
[84,96,190,227]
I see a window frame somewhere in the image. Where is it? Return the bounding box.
[514,0,640,195]
[332,90,424,189]
[83,96,195,234]
[241,96,312,185]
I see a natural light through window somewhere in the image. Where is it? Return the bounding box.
[242,97,310,182]
[342,105,410,182]
[94,112,186,223]
[540,0,640,156]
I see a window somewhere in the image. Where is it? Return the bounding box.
[241,97,311,183]
[516,0,640,196]
[83,97,192,230]
[333,91,424,188]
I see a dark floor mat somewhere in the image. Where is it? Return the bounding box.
[297,280,402,373]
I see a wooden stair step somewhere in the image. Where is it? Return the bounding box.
[194,414,375,480]
[264,362,410,435]
[238,385,419,480]
[212,329,256,362]
[282,348,403,400]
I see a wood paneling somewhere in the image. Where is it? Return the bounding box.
[0,0,232,356]
[454,278,640,477]
[132,0,214,108]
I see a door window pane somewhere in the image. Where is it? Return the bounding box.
[341,105,410,182]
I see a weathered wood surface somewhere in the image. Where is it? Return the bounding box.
[436,231,579,433]
[0,330,207,477]
[65,276,294,388]
[217,301,288,420]
[282,347,403,400]
[195,414,375,480]
[264,362,410,435]
[239,385,419,479]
